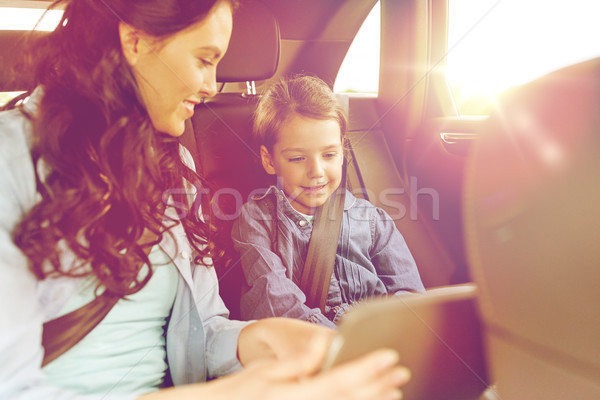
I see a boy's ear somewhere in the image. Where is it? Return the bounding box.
[119,23,152,66]
[260,145,277,175]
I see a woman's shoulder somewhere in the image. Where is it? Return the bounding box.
[0,107,38,232]
[0,107,34,155]
[0,90,41,158]
[0,107,36,197]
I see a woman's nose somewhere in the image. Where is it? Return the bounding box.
[200,67,218,98]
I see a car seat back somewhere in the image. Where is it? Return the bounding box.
[183,0,280,319]
[464,58,600,399]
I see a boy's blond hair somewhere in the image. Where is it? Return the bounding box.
[253,75,348,151]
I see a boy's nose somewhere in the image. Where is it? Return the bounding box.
[308,158,325,178]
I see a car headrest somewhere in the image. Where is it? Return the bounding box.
[0,1,279,91]
[464,58,600,397]
[217,0,280,82]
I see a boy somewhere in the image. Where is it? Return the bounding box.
[232,75,424,328]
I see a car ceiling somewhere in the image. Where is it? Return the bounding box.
[8,0,378,85]
[9,0,376,41]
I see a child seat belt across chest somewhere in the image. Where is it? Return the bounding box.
[299,165,347,312]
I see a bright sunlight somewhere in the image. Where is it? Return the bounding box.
[447,0,600,114]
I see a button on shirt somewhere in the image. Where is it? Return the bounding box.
[232,186,425,328]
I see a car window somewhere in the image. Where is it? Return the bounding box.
[0,6,62,31]
[0,5,62,106]
[333,2,379,95]
[447,0,600,115]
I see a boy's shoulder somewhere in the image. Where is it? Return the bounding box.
[345,190,370,207]
[345,190,398,223]
[344,190,378,212]
[238,186,279,216]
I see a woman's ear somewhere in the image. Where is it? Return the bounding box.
[119,22,144,66]
[260,145,277,175]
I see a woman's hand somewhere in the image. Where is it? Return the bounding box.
[237,317,335,372]
[140,348,410,400]
[140,317,410,400]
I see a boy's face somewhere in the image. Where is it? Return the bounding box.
[260,113,343,215]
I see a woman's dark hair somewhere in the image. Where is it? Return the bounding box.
[12,0,236,297]
[253,75,348,151]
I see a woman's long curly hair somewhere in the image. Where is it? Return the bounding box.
[10,0,233,297]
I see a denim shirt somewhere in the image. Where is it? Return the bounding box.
[0,91,249,400]
[232,186,425,329]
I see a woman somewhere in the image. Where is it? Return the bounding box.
[0,0,410,399]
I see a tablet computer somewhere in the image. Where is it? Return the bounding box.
[321,284,489,400]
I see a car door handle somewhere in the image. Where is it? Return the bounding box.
[440,132,479,144]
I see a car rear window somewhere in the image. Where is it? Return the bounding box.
[334,2,379,95]
[447,0,600,115]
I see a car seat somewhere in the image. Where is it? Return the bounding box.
[464,58,600,399]
[180,0,280,319]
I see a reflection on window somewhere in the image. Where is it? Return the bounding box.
[334,2,380,94]
[447,0,600,115]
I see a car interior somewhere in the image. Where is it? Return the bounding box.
[1,0,598,399]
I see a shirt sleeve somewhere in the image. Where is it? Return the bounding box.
[370,207,426,294]
[175,147,251,379]
[194,265,250,379]
[324,302,353,324]
[231,202,336,328]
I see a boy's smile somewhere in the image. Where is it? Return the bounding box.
[260,113,343,215]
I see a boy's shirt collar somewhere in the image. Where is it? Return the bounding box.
[251,185,356,215]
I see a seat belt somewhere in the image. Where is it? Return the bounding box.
[41,291,118,366]
[41,185,190,366]
[300,165,347,312]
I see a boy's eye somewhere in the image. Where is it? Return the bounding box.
[288,157,304,162]
[323,152,338,159]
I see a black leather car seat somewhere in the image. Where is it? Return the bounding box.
[181,0,280,319]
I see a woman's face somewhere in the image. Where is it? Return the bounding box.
[122,1,233,137]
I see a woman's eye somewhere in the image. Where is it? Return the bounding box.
[198,58,214,67]
[323,152,338,159]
